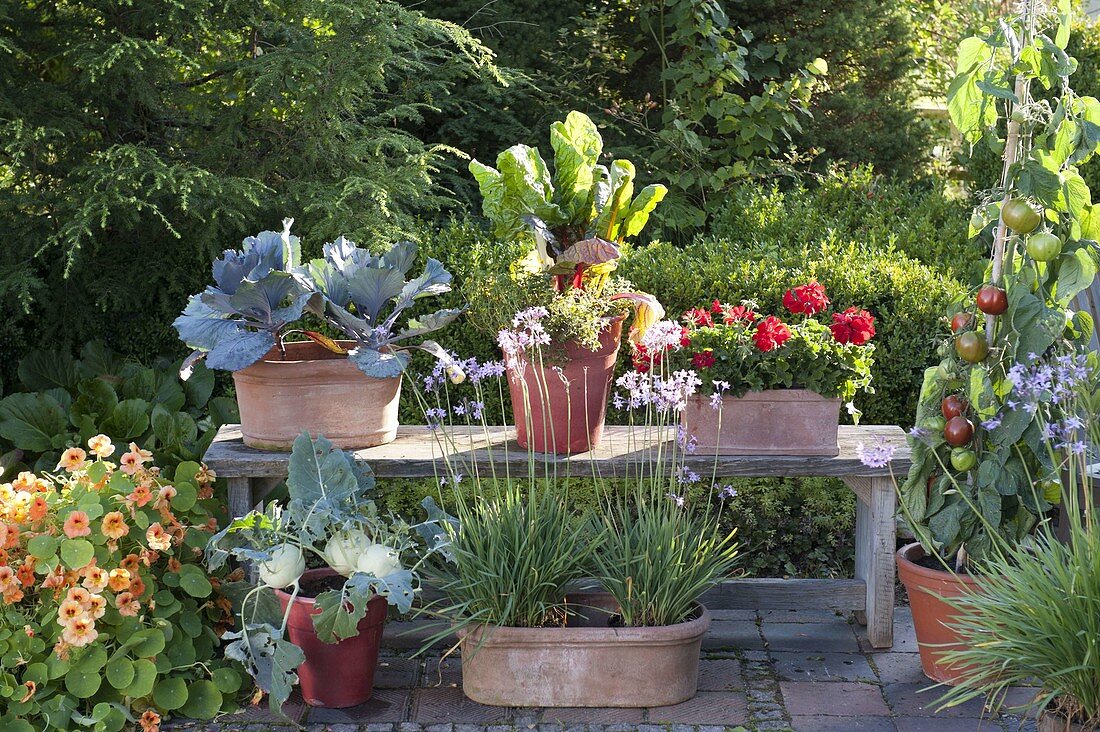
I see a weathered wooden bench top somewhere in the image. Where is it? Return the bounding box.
[203,423,908,649]
[204,424,911,479]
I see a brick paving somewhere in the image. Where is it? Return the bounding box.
[166,607,1041,732]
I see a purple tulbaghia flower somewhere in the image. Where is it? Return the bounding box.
[667,493,686,508]
[640,320,687,353]
[453,403,467,417]
[470,401,485,420]
[907,425,933,444]
[676,465,701,485]
[981,415,1002,430]
[857,438,897,469]
[718,484,738,500]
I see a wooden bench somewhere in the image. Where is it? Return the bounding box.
[203,423,909,648]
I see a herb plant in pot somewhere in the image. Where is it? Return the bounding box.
[468,111,667,454]
[896,1,1100,685]
[174,220,462,450]
[415,356,738,707]
[207,433,440,712]
[637,284,875,456]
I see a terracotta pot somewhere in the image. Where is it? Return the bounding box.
[458,592,710,707]
[505,316,623,455]
[233,340,401,451]
[1038,706,1091,732]
[896,543,985,685]
[681,389,841,456]
[274,568,388,708]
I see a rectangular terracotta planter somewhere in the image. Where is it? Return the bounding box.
[681,389,841,456]
[457,592,710,707]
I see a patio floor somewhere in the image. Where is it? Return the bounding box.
[166,606,1039,732]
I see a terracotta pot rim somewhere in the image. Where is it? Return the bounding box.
[896,542,984,587]
[253,340,364,366]
[457,602,711,644]
[689,389,841,404]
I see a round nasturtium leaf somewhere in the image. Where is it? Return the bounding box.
[60,539,95,570]
[0,718,34,732]
[45,653,70,680]
[124,659,157,698]
[211,667,243,694]
[171,481,198,512]
[105,657,135,689]
[178,565,212,598]
[75,646,107,674]
[129,629,166,658]
[174,461,202,485]
[27,534,60,559]
[179,611,202,638]
[179,679,222,720]
[91,703,126,732]
[22,663,48,687]
[152,677,189,710]
[64,666,103,698]
[165,638,196,667]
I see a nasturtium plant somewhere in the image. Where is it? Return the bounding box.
[207,433,444,716]
[0,437,241,731]
[902,0,1100,566]
[173,219,462,379]
[0,342,236,476]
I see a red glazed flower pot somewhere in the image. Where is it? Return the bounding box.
[505,316,623,455]
[274,568,388,708]
[681,389,841,456]
[895,543,984,685]
[233,340,401,451]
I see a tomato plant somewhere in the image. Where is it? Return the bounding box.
[943,416,974,447]
[1025,232,1062,262]
[955,331,989,363]
[941,395,969,419]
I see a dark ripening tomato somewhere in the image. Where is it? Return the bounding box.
[944,416,975,447]
[1001,198,1041,234]
[950,312,976,333]
[976,286,1008,315]
[955,331,990,363]
[941,395,969,420]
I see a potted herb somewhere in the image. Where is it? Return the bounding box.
[207,433,441,712]
[932,355,1098,730]
[468,111,666,454]
[633,284,875,456]
[415,355,738,707]
[174,220,462,450]
[895,1,1100,684]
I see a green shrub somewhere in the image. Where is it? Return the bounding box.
[0,343,237,475]
[620,234,970,427]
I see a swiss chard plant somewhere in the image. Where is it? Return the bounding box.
[468,111,667,347]
[901,0,1100,567]
[174,219,462,379]
[206,433,442,715]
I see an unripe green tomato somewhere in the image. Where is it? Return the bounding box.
[951,448,978,472]
[1040,479,1062,504]
[923,416,947,433]
[970,213,985,230]
[1010,108,1027,123]
[1002,198,1042,234]
[1025,232,1062,262]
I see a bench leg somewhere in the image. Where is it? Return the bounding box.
[227,477,255,520]
[853,475,896,649]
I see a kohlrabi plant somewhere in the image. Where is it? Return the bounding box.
[206,433,443,715]
[174,219,463,379]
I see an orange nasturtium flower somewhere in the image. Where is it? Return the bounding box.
[57,447,88,472]
[139,710,161,732]
[63,511,91,538]
[62,616,98,647]
[115,591,139,617]
[145,523,171,551]
[101,511,129,540]
[107,568,131,592]
[87,434,115,459]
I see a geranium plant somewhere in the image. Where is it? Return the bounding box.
[173,219,461,378]
[206,433,442,715]
[633,282,876,406]
[467,111,666,349]
[0,436,239,732]
[901,0,1100,566]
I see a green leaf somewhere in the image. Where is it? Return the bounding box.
[153,677,189,710]
[124,659,157,698]
[127,628,166,658]
[178,564,213,598]
[619,184,669,240]
[151,404,198,447]
[549,110,603,224]
[1054,247,1099,305]
[947,70,997,145]
[60,539,95,570]
[956,36,992,74]
[101,398,151,441]
[182,361,215,407]
[70,378,119,423]
[28,534,60,560]
[179,679,223,720]
[594,159,636,241]
[64,666,102,698]
[105,657,135,690]
[212,667,243,694]
[17,350,80,391]
[0,392,68,452]
[172,481,198,512]
[286,432,360,506]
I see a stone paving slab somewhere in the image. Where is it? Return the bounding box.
[165,607,1044,732]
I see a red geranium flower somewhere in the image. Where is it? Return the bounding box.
[691,350,716,369]
[831,307,876,345]
[684,307,713,327]
[753,316,791,352]
[710,299,723,314]
[782,281,830,315]
[722,305,757,324]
